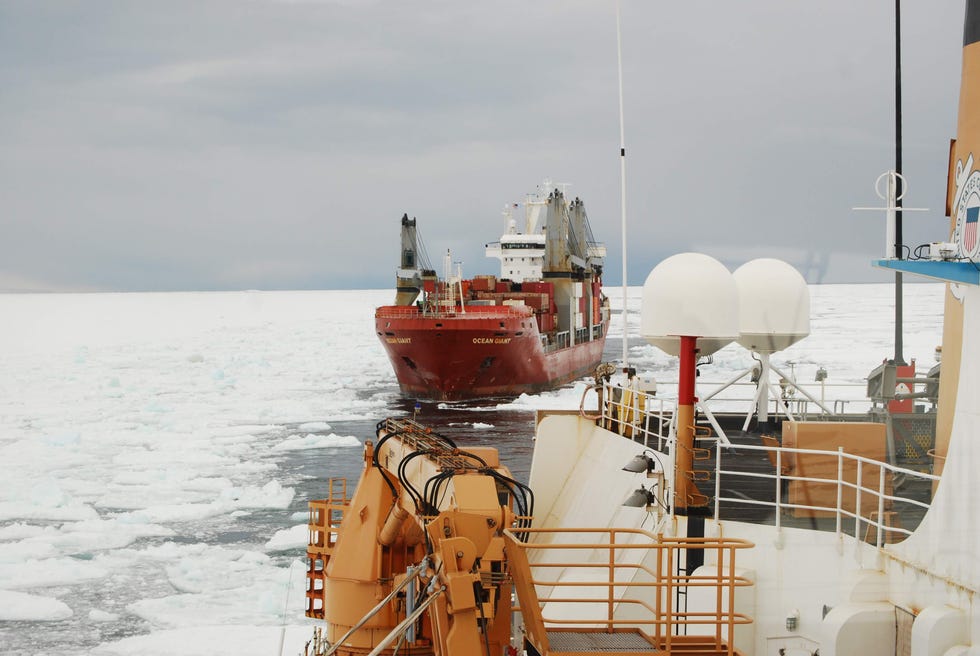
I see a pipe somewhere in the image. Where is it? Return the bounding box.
[378,505,409,546]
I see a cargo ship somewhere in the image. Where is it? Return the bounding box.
[375,183,610,400]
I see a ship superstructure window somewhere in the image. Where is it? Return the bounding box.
[487,232,546,284]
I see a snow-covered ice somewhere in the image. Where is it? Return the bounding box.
[0,290,392,654]
[271,433,360,452]
[0,590,73,621]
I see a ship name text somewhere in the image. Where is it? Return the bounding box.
[473,337,512,344]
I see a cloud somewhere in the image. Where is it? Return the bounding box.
[0,1,965,291]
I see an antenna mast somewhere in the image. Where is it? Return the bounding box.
[893,0,906,366]
[616,0,629,367]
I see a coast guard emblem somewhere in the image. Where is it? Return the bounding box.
[953,154,980,260]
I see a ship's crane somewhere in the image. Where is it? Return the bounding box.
[305,418,532,656]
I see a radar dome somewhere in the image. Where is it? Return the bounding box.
[733,258,810,353]
[640,253,738,356]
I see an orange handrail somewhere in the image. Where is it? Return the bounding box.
[504,527,754,655]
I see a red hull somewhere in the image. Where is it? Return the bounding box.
[376,305,607,401]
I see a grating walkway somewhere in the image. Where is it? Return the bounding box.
[547,630,659,653]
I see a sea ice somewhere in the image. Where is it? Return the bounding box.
[272,433,360,451]
[0,590,73,621]
[92,624,315,656]
[297,421,332,432]
[0,556,109,589]
[89,609,121,622]
[265,524,308,552]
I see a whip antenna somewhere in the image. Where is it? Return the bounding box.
[616,0,629,367]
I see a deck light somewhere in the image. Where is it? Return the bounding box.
[622,451,657,475]
[622,486,658,508]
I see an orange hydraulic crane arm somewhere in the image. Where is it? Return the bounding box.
[312,418,532,656]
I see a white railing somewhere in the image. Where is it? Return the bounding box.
[597,380,882,444]
[597,381,674,450]
[696,380,874,418]
[712,443,938,547]
[592,382,938,546]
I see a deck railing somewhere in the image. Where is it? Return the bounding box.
[597,380,879,449]
[593,383,938,546]
[505,527,753,656]
[713,443,939,547]
[375,304,530,319]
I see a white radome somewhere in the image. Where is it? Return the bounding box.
[733,258,810,353]
[640,252,739,356]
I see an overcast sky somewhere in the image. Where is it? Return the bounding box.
[0,1,968,292]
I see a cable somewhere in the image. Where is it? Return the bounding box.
[911,243,931,260]
[453,450,489,467]
[482,469,535,539]
[373,428,405,501]
[423,470,456,516]
[397,450,437,513]
[642,448,667,474]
